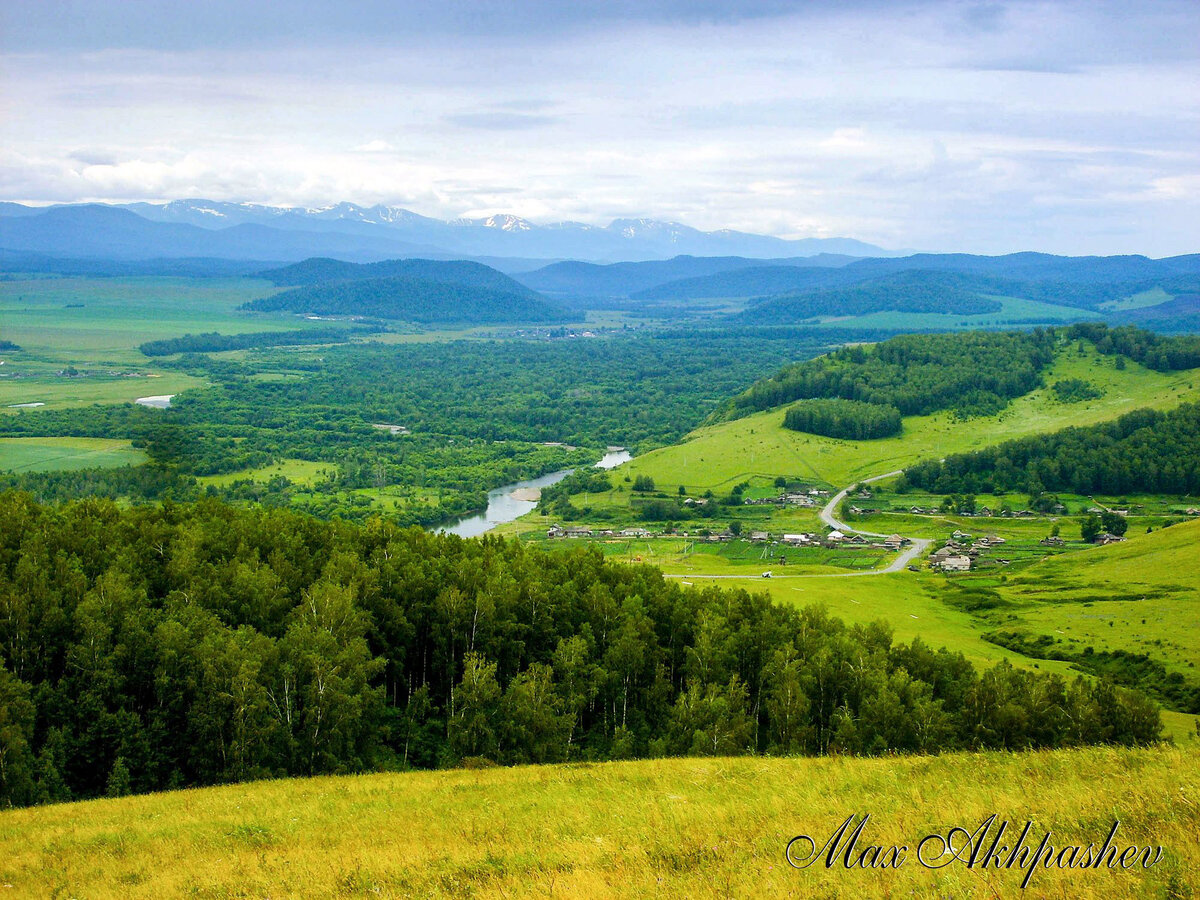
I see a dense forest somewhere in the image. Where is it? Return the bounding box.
[244,276,569,325]
[783,398,903,439]
[0,494,1163,808]
[1065,322,1200,370]
[139,325,379,356]
[904,402,1200,496]
[719,329,1057,421]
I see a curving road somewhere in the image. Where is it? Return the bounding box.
[817,470,932,575]
[666,469,930,580]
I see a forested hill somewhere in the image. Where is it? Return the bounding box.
[0,493,1162,808]
[716,326,1200,426]
[905,402,1200,496]
[243,276,570,325]
[714,329,1057,422]
[257,257,540,298]
[731,270,1007,322]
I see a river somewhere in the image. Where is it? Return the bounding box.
[439,448,632,538]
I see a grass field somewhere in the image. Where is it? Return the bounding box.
[0,436,148,472]
[195,458,334,488]
[0,276,339,410]
[1,745,1195,899]
[986,518,1200,678]
[0,277,292,361]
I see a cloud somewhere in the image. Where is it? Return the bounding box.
[352,140,395,153]
[1,0,1197,255]
[443,112,561,131]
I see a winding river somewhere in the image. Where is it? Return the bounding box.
[439,449,632,538]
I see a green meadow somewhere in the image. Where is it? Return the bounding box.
[2,746,1195,899]
[0,436,148,472]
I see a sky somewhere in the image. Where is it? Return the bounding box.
[1,0,1197,255]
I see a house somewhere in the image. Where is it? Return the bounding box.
[826,530,846,542]
[565,526,593,538]
[936,556,972,572]
[620,527,650,538]
[1051,503,1068,514]
[951,530,972,541]
[985,534,1006,545]
[1039,535,1065,546]
[929,547,953,561]
[749,531,771,542]
[978,506,994,517]
[844,534,871,546]
[547,524,565,538]
[849,505,865,515]
[882,534,905,551]
[1095,533,1126,545]
[1186,507,1200,516]
[782,533,811,545]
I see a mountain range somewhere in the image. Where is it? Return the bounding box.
[0,200,894,264]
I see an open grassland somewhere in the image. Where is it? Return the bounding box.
[0,436,148,472]
[0,277,296,361]
[1,745,1195,899]
[195,458,334,488]
[619,345,1200,493]
[0,276,311,410]
[987,518,1200,677]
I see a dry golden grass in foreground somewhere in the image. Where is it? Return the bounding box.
[1,745,1197,899]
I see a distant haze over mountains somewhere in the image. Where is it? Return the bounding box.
[0,200,896,264]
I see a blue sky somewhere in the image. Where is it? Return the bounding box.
[1,0,1197,255]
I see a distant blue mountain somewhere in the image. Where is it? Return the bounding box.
[0,200,895,263]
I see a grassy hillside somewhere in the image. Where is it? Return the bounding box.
[621,343,1200,492]
[2,745,1195,899]
[987,518,1200,679]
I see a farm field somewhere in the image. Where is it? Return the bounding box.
[0,436,148,472]
[1,745,1195,899]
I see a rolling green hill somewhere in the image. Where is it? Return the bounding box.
[243,275,571,325]
[257,256,541,298]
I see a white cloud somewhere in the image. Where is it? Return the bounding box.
[1,1,1197,254]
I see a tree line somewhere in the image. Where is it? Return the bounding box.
[0,493,1163,808]
[904,402,1200,496]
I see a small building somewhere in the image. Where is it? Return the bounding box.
[781,533,811,545]
[937,556,972,572]
[882,533,906,550]
[620,527,650,538]
[951,530,972,541]
[826,530,846,542]
[1039,535,1065,546]
[1095,533,1126,545]
[749,530,771,543]
[547,524,565,538]
[978,506,994,517]
[565,526,593,538]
